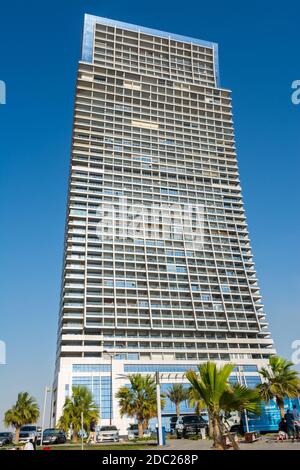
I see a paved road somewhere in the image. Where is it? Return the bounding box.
[166,437,300,451]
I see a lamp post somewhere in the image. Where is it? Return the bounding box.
[237,366,249,433]
[155,371,163,446]
[81,412,84,451]
[103,350,121,426]
[41,386,52,446]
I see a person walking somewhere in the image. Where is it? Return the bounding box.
[277,418,287,441]
[87,419,97,445]
[292,404,300,439]
[285,409,296,442]
[23,439,36,450]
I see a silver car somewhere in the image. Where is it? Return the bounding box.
[127,424,152,440]
[97,425,119,442]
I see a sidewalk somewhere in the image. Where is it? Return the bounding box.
[166,437,300,451]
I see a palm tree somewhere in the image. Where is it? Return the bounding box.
[188,386,206,415]
[166,384,189,418]
[116,374,165,438]
[257,356,300,419]
[188,386,212,437]
[57,385,99,443]
[186,362,261,450]
[4,392,40,443]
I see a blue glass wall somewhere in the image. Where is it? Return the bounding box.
[72,375,111,419]
[73,364,110,373]
[161,383,193,415]
[229,375,261,388]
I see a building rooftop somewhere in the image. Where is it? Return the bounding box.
[81,14,220,86]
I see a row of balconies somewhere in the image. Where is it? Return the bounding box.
[92,63,215,88]
[63,290,259,300]
[65,255,253,266]
[77,76,223,104]
[65,252,253,264]
[61,306,261,316]
[65,272,258,284]
[78,59,226,94]
[73,121,234,144]
[72,157,242,177]
[75,91,233,121]
[60,323,265,334]
[92,38,214,63]
[65,252,253,263]
[59,344,275,355]
[73,135,236,155]
[59,331,272,343]
[65,239,252,252]
[73,105,233,131]
[60,310,263,323]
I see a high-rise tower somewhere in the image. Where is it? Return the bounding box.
[53,14,275,431]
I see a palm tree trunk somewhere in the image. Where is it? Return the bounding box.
[15,427,20,443]
[73,431,78,443]
[276,397,285,419]
[224,425,239,450]
[143,418,149,430]
[138,420,144,438]
[212,415,223,450]
[176,402,180,418]
[208,411,214,439]
[218,417,239,450]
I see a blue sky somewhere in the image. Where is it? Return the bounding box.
[0,0,299,423]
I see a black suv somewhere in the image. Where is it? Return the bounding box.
[175,415,208,439]
[169,416,178,434]
[42,428,67,445]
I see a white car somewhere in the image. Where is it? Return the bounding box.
[127,424,152,440]
[97,425,119,442]
[19,425,42,444]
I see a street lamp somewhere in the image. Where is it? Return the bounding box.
[237,366,249,433]
[103,350,122,425]
[155,371,163,446]
[41,386,52,446]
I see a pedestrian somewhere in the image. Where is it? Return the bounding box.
[292,404,300,439]
[285,409,296,441]
[23,439,36,450]
[277,418,287,441]
[87,419,97,445]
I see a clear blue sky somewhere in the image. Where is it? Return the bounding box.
[0,0,299,424]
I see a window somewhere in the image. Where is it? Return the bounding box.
[72,364,110,373]
[124,364,198,373]
[131,119,159,129]
[72,376,111,418]
[221,285,230,293]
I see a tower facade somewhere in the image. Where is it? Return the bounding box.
[53,14,275,432]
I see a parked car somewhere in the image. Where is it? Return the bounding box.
[77,429,88,439]
[175,415,208,439]
[0,432,13,446]
[41,428,66,445]
[19,425,42,443]
[127,424,152,440]
[97,425,119,442]
[169,416,178,434]
[199,411,209,422]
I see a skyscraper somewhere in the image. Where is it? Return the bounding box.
[53,14,275,431]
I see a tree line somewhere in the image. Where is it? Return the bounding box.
[4,356,300,450]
